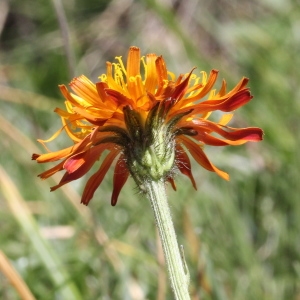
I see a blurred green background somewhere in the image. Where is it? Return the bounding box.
[0,0,299,299]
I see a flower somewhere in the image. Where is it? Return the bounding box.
[32,46,263,206]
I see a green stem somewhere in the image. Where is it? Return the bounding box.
[145,179,190,299]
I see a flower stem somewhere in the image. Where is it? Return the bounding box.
[145,179,190,299]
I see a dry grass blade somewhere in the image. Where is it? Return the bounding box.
[0,251,36,300]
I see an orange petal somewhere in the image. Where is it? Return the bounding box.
[105,89,136,108]
[170,69,195,103]
[127,46,141,97]
[174,88,253,117]
[60,116,85,143]
[195,69,219,99]
[35,146,79,163]
[69,75,100,106]
[178,136,229,180]
[176,70,219,107]
[190,133,248,146]
[38,160,65,179]
[35,136,91,163]
[96,82,115,104]
[127,46,141,78]
[111,154,130,206]
[59,85,87,108]
[81,149,120,205]
[216,79,227,97]
[222,77,249,99]
[144,53,158,94]
[155,56,168,96]
[72,106,113,123]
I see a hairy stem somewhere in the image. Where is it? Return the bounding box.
[145,180,190,299]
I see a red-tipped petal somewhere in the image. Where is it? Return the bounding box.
[178,136,229,181]
[218,89,253,112]
[171,69,195,101]
[199,89,253,113]
[50,153,99,192]
[64,144,107,174]
[209,125,263,142]
[81,149,119,205]
[195,120,263,141]
[111,154,130,206]
[63,151,87,173]
[50,145,112,191]
[179,120,264,146]
[174,69,219,108]
[191,133,246,146]
[173,89,253,118]
[175,144,197,190]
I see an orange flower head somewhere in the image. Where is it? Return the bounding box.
[32,46,263,206]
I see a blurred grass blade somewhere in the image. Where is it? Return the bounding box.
[0,250,36,300]
[51,0,76,78]
[0,85,59,110]
[0,166,82,300]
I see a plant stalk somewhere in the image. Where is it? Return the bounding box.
[145,179,190,299]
